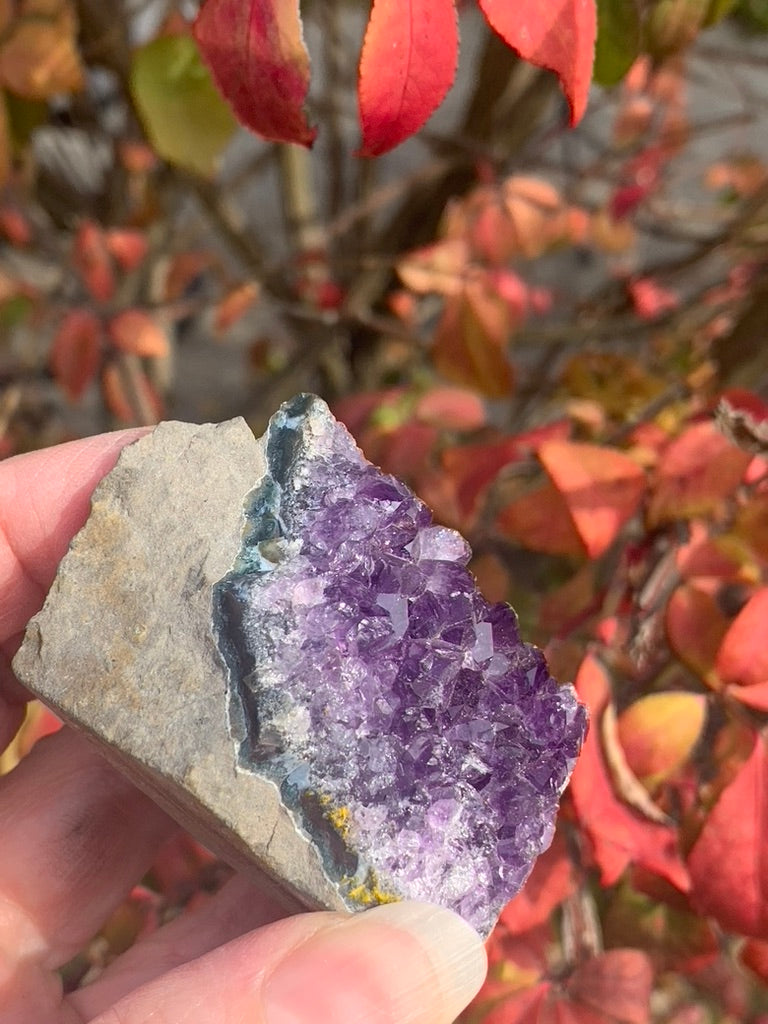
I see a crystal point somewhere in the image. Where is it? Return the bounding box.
[213,394,587,935]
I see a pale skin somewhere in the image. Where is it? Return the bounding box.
[0,430,487,1024]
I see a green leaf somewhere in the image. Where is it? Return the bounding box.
[130,34,237,178]
[594,0,641,86]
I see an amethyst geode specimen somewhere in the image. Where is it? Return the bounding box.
[214,395,586,934]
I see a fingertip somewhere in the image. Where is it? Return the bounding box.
[262,901,487,1024]
[362,901,488,1009]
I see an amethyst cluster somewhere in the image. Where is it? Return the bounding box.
[213,395,586,935]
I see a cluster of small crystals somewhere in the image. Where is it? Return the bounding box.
[220,398,587,934]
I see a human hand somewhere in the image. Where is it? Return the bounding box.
[0,430,487,1023]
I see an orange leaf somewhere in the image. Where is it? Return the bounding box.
[358,0,458,156]
[727,681,768,712]
[105,229,148,272]
[647,421,751,526]
[538,442,645,558]
[49,308,103,401]
[443,420,569,522]
[397,238,469,296]
[569,655,690,891]
[477,0,596,125]
[108,310,170,359]
[688,732,768,937]
[432,280,514,399]
[214,281,261,333]
[194,0,316,147]
[73,221,115,303]
[716,588,768,689]
[497,480,585,559]
[617,692,707,789]
[0,1,84,99]
[665,584,729,688]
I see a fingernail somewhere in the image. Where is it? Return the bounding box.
[364,901,487,1015]
[263,900,486,1024]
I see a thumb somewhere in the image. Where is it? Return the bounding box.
[88,901,487,1024]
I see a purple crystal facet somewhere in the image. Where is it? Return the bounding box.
[213,394,587,935]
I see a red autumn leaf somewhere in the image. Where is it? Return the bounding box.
[566,950,653,1024]
[688,732,768,937]
[358,0,458,157]
[333,388,405,438]
[443,420,569,521]
[73,221,115,303]
[628,277,679,321]
[538,442,646,558]
[194,0,316,147]
[647,421,751,526]
[716,389,768,456]
[108,310,170,359]
[443,437,527,521]
[569,655,690,891]
[49,308,103,401]
[105,229,149,272]
[367,422,439,483]
[498,830,578,934]
[415,387,486,431]
[477,0,597,126]
[497,480,585,558]
[476,952,653,1024]
[665,583,729,688]
[0,206,31,246]
[739,937,768,984]
[674,521,742,582]
[609,183,649,222]
[480,982,550,1024]
[715,587,768,689]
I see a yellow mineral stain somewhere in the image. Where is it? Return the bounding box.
[327,805,350,837]
[346,870,400,907]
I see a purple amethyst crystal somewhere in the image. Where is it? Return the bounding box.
[213,394,586,935]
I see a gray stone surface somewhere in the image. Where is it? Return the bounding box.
[12,418,346,916]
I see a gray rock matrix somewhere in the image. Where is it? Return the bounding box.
[13,416,346,917]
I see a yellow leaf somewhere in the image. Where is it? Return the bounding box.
[617,691,707,790]
[130,34,237,178]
